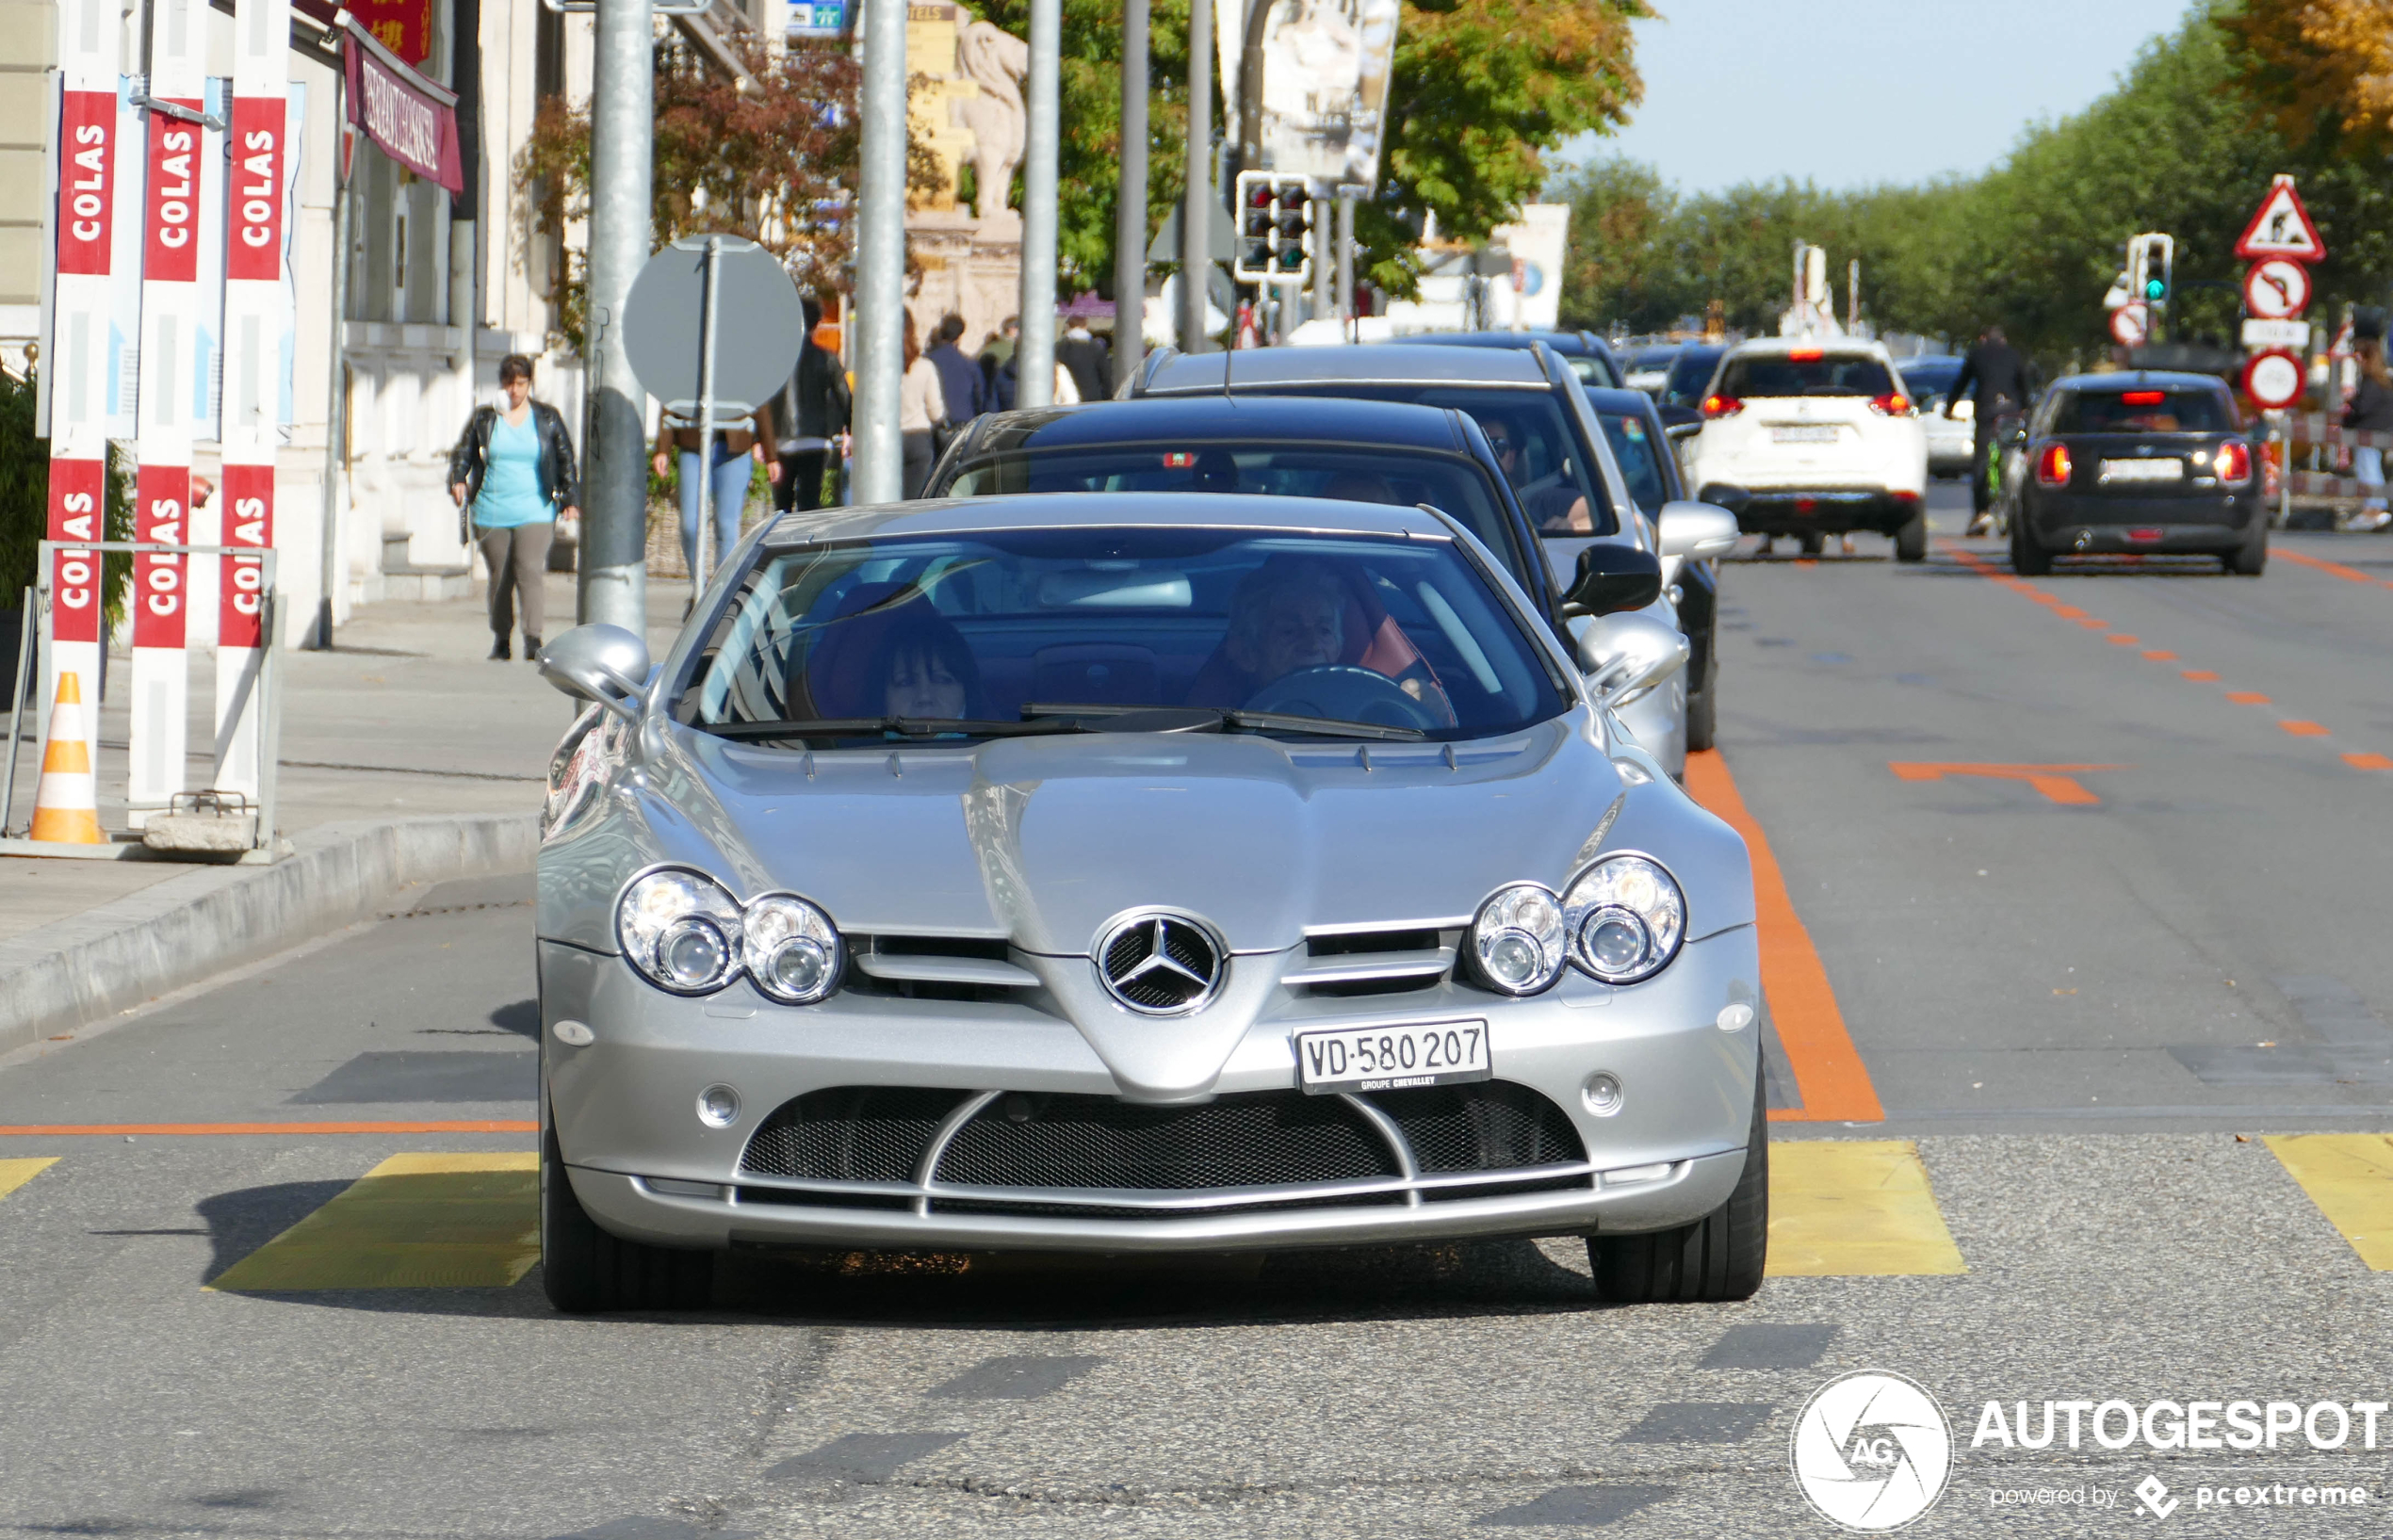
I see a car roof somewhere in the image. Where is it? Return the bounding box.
[761,492,1457,546]
[2050,370,2230,394]
[1580,385,1663,416]
[962,396,1472,455]
[1142,343,1552,394]
[1400,331,1614,359]
[1896,355,1961,373]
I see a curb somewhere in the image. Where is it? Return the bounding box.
[0,812,540,1053]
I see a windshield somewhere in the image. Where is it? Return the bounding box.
[1266,385,1614,537]
[2051,389,2235,434]
[1660,349,1726,409]
[1717,352,1896,399]
[1599,411,1670,511]
[679,528,1570,743]
[939,444,1527,591]
[1896,360,1961,403]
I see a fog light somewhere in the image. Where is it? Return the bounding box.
[1582,1072,1624,1116]
[696,1083,741,1127]
[1717,1001,1755,1032]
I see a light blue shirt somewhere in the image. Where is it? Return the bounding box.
[472,411,550,529]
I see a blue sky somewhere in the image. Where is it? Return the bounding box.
[1564,0,2199,193]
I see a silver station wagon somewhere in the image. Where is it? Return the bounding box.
[533,494,1767,1311]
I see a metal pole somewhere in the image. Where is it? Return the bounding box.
[1179,0,1212,352]
[1113,0,1148,387]
[580,0,654,632]
[1017,0,1060,408]
[1,585,33,835]
[314,110,350,649]
[1312,197,1330,328]
[1238,0,1269,179]
[1335,191,1354,341]
[692,236,723,582]
[853,0,905,502]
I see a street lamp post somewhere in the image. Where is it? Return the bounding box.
[1178,0,1211,352]
[1114,0,1148,385]
[851,0,906,503]
[1017,0,1060,407]
[579,0,654,633]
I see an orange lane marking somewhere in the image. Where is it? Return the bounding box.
[1888,762,2124,807]
[2076,618,2110,629]
[2227,691,2271,705]
[0,1121,539,1137]
[2051,605,2088,618]
[2106,635,2141,646]
[2345,753,2393,770]
[2183,670,2222,682]
[2277,547,2393,590]
[1683,750,1883,1126]
[2142,650,2177,661]
[1795,559,1818,570]
[2281,721,2331,738]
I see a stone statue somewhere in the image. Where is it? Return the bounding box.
[953,21,1029,229]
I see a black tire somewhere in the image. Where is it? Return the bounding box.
[2010,521,2052,576]
[2225,526,2268,575]
[1894,510,1928,562]
[542,1122,714,1313]
[1798,530,1826,556]
[1685,680,1717,753]
[1589,1074,1767,1304]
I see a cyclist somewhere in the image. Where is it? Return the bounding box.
[1945,324,2033,537]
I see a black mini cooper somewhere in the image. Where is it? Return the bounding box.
[2010,371,2267,575]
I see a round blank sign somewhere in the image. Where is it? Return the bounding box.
[621,237,806,415]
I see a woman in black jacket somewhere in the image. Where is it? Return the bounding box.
[2343,339,2393,532]
[448,354,581,659]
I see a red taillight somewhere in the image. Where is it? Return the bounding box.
[1788,348,1823,361]
[2216,440,2252,485]
[1701,394,1743,418]
[2122,390,2166,406]
[2037,444,2073,486]
[1868,392,1912,416]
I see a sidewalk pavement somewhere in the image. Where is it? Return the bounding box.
[0,569,695,1047]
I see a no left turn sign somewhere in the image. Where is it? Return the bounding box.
[2243,259,2310,319]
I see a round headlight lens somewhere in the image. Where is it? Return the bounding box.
[1562,855,1686,984]
[743,894,843,1005]
[616,868,743,994]
[1471,883,1569,996]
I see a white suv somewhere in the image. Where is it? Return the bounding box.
[1685,339,1931,560]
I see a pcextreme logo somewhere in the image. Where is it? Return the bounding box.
[1790,1370,1954,1532]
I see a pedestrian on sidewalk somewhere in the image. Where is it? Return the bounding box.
[771,297,850,515]
[900,312,948,500]
[448,353,579,662]
[978,315,1018,407]
[1055,313,1113,402]
[2342,338,2393,532]
[653,397,778,580]
[925,314,987,437]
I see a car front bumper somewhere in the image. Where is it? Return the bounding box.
[539,926,1762,1255]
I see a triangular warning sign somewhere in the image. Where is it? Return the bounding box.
[2235,175,2325,262]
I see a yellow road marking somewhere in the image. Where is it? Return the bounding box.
[207,1152,540,1291]
[0,1157,58,1200]
[1766,1140,1967,1276]
[2265,1134,2393,1271]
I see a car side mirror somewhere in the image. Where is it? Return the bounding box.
[1696,482,1750,515]
[538,624,651,722]
[1575,612,1689,708]
[1657,501,1742,560]
[1562,543,1664,618]
[1664,421,1701,442]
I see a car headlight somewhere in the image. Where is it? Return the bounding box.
[1562,854,1685,984]
[616,867,745,995]
[744,893,843,1005]
[1470,883,1569,996]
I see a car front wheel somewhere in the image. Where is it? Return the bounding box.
[1588,1072,1766,1303]
[542,1121,714,1313]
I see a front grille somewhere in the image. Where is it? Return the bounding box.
[934,1090,1398,1191]
[934,1191,1405,1220]
[739,1086,969,1181]
[1308,929,1441,958]
[1365,1081,1586,1173]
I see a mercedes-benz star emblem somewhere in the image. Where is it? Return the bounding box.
[1095,914,1225,1015]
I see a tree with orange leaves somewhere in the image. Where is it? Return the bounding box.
[2219,0,2393,152]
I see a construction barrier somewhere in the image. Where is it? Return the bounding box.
[2279,412,2393,510]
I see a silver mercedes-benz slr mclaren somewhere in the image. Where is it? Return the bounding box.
[532,493,1767,1312]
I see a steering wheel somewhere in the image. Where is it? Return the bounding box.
[1242,666,1441,730]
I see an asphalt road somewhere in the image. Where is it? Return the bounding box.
[4,489,2393,1537]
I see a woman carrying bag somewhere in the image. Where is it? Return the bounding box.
[448,353,580,661]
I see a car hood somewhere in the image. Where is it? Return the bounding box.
[641,720,1619,956]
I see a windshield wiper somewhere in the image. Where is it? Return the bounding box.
[1021,701,1426,741]
[707,716,1095,741]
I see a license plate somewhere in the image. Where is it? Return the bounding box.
[1771,426,1838,444]
[1294,1021,1491,1094]
[2100,458,2184,483]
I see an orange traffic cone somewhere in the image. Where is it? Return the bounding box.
[28,672,104,845]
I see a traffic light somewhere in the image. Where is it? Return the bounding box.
[1233,170,1313,284]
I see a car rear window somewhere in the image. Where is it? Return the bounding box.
[2050,388,2235,434]
[1660,349,1726,408]
[1599,413,1670,511]
[1717,352,1896,399]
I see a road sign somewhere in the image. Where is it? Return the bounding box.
[2243,258,2310,318]
[622,237,806,416]
[2109,304,2149,348]
[2241,349,2304,410]
[2234,175,2325,263]
[2241,317,2309,349]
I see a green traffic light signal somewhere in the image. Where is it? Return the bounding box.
[2144,278,2165,300]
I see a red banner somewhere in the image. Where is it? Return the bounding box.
[134,468,190,651]
[54,90,116,276]
[142,104,203,283]
[350,0,431,65]
[344,29,461,193]
[45,461,105,646]
[225,96,287,284]
[219,463,272,651]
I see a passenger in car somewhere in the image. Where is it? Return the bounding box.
[875,615,981,719]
